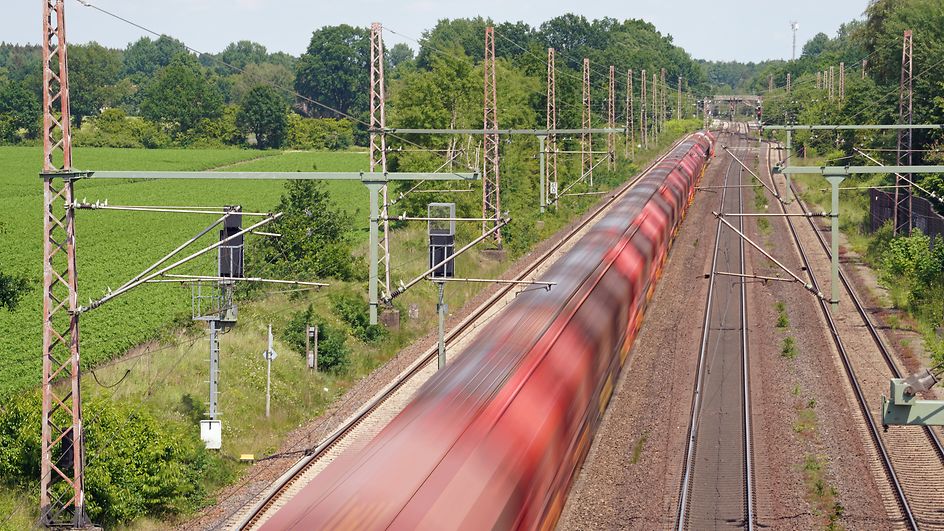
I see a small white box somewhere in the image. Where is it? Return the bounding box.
[200,419,222,450]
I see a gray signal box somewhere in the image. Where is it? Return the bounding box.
[428,203,455,279]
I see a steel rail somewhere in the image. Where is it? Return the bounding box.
[233,134,694,531]
[676,124,754,530]
[765,142,918,530]
[781,146,944,461]
[738,135,756,531]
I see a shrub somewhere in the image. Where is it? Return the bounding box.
[285,114,354,150]
[283,304,350,374]
[0,392,209,525]
[331,292,386,343]
[74,108,171,149]
[879,230,944,309]
[0,272,29,311]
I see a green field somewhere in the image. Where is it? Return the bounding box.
[0,146,367,395]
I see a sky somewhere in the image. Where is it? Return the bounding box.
[6,0,868,63]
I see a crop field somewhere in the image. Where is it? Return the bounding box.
[0,146,367,395]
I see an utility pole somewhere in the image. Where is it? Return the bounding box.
[790,21,799,61]
[581,58,592,185]
[786,72,792,94]
[482,26,501,247]
[661,68,667,131]
[608,65,616,170]
[263,324,277,418]
[839,62,845,102]
[816,71,821,90]
[546,48,557,207]
[895,29,914,236]
[829,66,835,101]
[369,23,393,323]
[626,69,635,159]
[39,0,88,526]
[436,282,446,369]
[769,74,774,93]
[862,58,867,80]
[677,76,682,120]
[652,72,659,141]
[640,69,648,149]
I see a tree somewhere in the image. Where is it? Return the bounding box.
[237,85,288,149]
[294,25,369,118]
[68,42,123,125]
[248,180,362,281]
[230,62,294,104]
[139,53,223,134]
[122,36,187,79]
[0,78,39,142]
[801,32,831,58]
[204,40,268,74]
[389,43,415,69]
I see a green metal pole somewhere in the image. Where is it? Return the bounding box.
[826,174,845,309]
[367,182,382,325]
[538,135,546,214]
[437,281,447,369]
[785,130,793,203]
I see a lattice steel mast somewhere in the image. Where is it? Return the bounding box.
[895,29,914,235]
[40,0,88,526]
[651,71,658,139]
[828,66,834,100]
[546,47,558,203]
[482,26,501,246]
[369,22,391,299]
[626,69,635,159]
[839,62,845,102]
[581,58,592,183]
[607,65,615,170]
[677,76,682,120]
[660,68,667,131]
[640,69,648,149]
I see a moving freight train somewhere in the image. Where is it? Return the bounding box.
[261,131,715,530]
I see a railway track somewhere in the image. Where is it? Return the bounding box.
[765,141,944,530]
[677,123,754,530]
[230,136,691,530]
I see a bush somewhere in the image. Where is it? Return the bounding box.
[283,304,351,374]
[285,114,354,150]
[0,392,209,525]
[183,105,243,148]
[74,108,170,149]
[880,230,944,309]
[331,292,386,343]
[0,271,29,311]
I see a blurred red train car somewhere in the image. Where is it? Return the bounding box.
[261,131,715,530]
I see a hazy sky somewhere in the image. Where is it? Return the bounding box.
[7,0,868,63]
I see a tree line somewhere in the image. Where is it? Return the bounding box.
[757,0,943,175]
[0,14,709,153]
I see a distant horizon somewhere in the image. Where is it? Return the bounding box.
[6,0,866,64]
